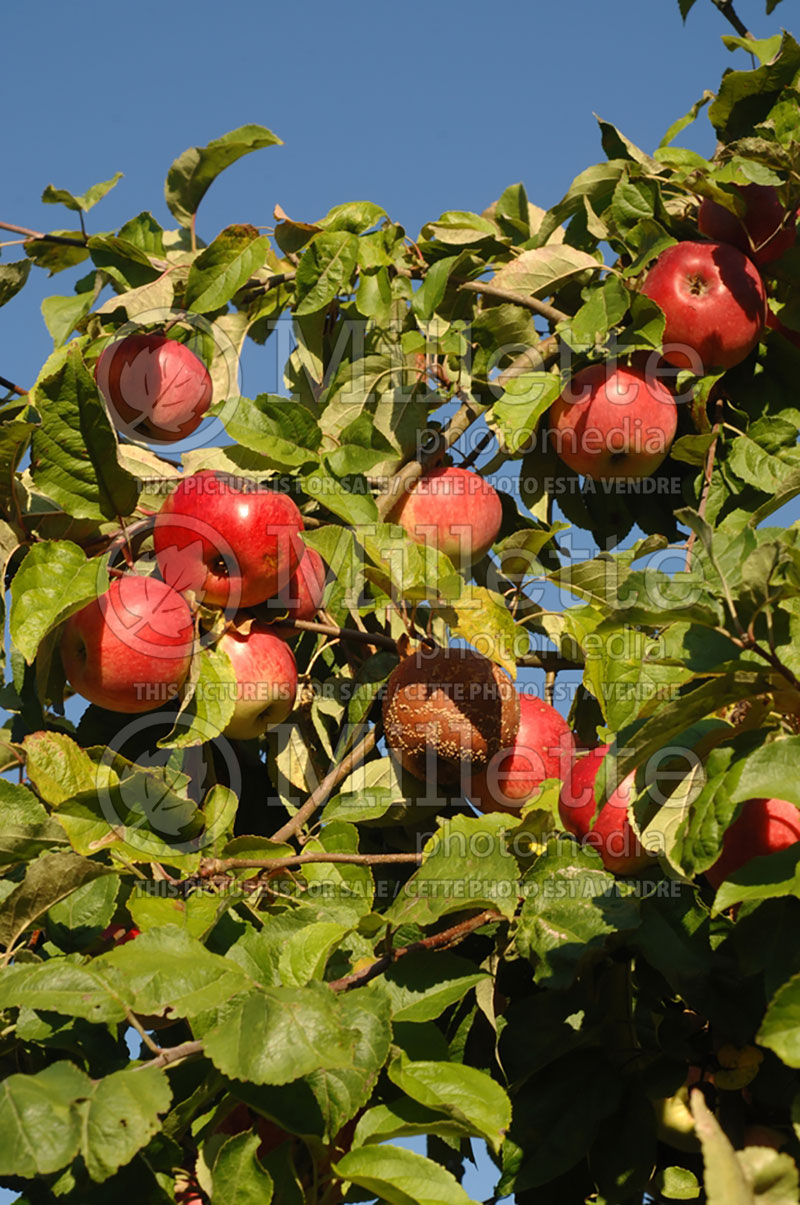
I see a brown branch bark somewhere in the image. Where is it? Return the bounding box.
[200,850,423,876]
[328,908,505,992]
[136,1039,204,1071]
[0,375,27,397]
[684,415,722,571]
[710,0,754,39]
[516,650,581,671]
[269,726,379,844]
[277,618,400,650]
[457,279,569,325]
[0,220,87,247]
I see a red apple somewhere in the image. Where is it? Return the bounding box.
[697,185,796,266]
[389,466,503,565]
[216,1102,290,1158]
[100,924,140,945]
[706,797,800,889]
[95,332,212,443]
[218,623,298,739]
[766,307,800,350]
[266,547,327,623]
[60,575,195,713]
[558,745,652,875]
[549,363,677,480]
[640,240,766,372]
[154,471,305,610]
[470,692,575,813]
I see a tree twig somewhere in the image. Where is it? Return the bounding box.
[199,850,423,876]
[327,908,504,992]
[0,220,87,247]
[685,417,721,571]
[710,0,754,39]
[457,280,569,325]
[275,618,400,650]
[0,375,28,397]
[269,726,379,844]
[136,1039,205,1071]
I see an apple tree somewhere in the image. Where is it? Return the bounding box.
[1,3,800,1202]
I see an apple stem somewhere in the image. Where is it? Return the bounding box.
[685,419,721,570]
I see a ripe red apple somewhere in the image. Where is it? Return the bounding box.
[383,644,520,785]
[218,623,298,739]
[154,470,305,610]
[100,924,140,945]
[60,575,195,713]
[549,363,677,480]
[95,332,212,443]
[697,185,796,266]
[470,693,576,813]
[558,745,652,875]
[389,466,503,565]
[266,547,326,623]
[705,797,800,889]
[640,241,766,372]
[766,307,800,350]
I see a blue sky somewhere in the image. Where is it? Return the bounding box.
[0,0,788,1201]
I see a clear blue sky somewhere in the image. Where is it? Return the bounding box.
[0,1,785,1201]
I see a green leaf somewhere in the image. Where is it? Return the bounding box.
[380,951,488,1022]
[411,256,460,321]
[388,1054,511,1154]
[9,540,108,664]
[440,584,524,677]
[491,245,602,299]
[421,210,500,246]
[278,922,350,987]
[46,872,119,940]
[730,737,800,809]
[690,1089,753,1205]
[82,1065,172,1182]
[516,841,640,988]
[709,33,800,142]
[185,224,270,313]
[304,466,378,525]
[537,161,628,243]
[0,852,114,951]
[489,371,562,455]
[212,394,321,470]
[200,982,358,1085]
[23,730,101,804]
[159,645,236,749]
[295,231,359,315]
[386,814,517,927]
[334,1143,479,1205]
[41,290,95,348]
[318,200,387,234]
[758,974,800,1067]
[0,960,128,1024]
[95,924,252,1020]
[42,172,123,213]
[86,234,162,290]
[212,1132,274,1204]
[0,1062,88,1177]
[306,989,392,1139]
[29,343,139,520]
[165,124,282,227]
[0,779,69,866]
[653,1166,701,1199]
[24,232,89,275]
[727,435,800,493]
[0,259,32,307]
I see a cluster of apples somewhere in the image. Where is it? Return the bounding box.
[61,469,326,740]
[383,643,800,884]
[549,182,798,482]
